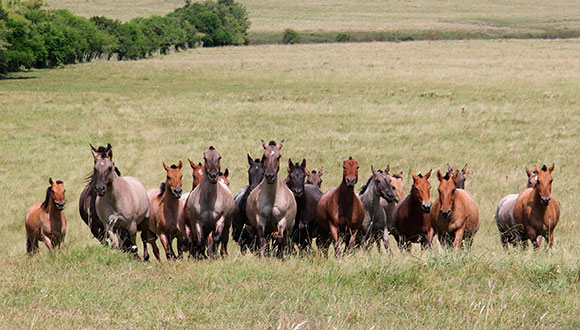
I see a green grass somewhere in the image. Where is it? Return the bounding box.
[1,39,580,327]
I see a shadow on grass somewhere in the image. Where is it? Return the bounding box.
[0,75,37,80]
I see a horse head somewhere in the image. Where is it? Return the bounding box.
[411,169,432,213]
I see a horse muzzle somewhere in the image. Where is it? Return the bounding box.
[265,173,276,184]
[94,185,106,196]
[421,201,432,213]
[541,197,551,206]
[345,178,357,187]
[440,209,452,219]
[172,188,182,199]
[207,172,219,183]
[55,202,66,210]
[383,192,395,203]
[292,188,304,197]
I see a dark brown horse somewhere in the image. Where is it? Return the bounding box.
[306,167,323,188]
[446,164,468,189]
[513,164,560,249]
[430,170,479,249]
[392,170,434,250]
[316,157,365,257]
[26,178,67,254]
[232,154,264,253]
[286,158,323,251]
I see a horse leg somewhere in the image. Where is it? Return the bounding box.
[382,227,390,253]
[329,222,341,257]
[424,227,435,249]
[220,218,230,257]
[548,231,555,249]
[211,216,226,258]
[194,222,207,259]
[256,216,267,257]
[159,233,173,260]
[452,228,465,250]
[27,235,39,255]
[347,229,359,254]
[42,234,54,252]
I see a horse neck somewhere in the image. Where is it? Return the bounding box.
[531,188,548,212]
[339,180,355,205]
[199,176,218,200]
[46,196,61,218]
[408,193,423,215]
[360,179,379,208]
[103,173,127,202]
[262,175,282,197]
[163,185,180,215]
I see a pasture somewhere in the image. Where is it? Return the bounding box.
[2,2,580,326]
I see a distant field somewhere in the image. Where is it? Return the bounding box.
[47,0,580,36]
[1,39,580,327]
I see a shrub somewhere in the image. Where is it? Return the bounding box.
[282,28,300,44]
[336,32,352,43]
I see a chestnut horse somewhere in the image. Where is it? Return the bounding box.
[316,157,365,257]
[430,171,480,249]
[446,164,468,189]
[392,170,434,250]
[144,161,186,260]
[495,167,538,248]
[186,146,234,257]
[246,140,297,257]
[25,178,67,254]
[306,167,323,188]
[91,144,150,256]
[357,166,395,251]
[513,164,560,249]
[232,155,264,253]
[286,158,323,251]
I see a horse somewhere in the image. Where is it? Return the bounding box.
[246,140,297,257]
[306,167,323,188]
[25,178,67,254]
[316,157,366,257]
[143,161,187,260]
[495,167,538,248]
[513,164,560,249]
[392,170,434,250]
[286,158,323,252]
[357,166,395,251]
[186,146,234,258]
[232,154,264,253]
[380,167,405,235]
[91,144,150,257]
[446,164,468,189]
[218,169,230,187]
[79,145,121,245]
[430,170,480,249]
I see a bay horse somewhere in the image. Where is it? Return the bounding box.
[232,154,264,253]
[430,170,480,249]
[381,167,405,237]
[357,166,395,251]
[186,146,234,257]
[316,157,365,257]
[306,167,323,188]
[246,140,297,257]
[513,164,560,249]
[25,178,67,254]
[79,144,121,245]
[446,164,468,189]
[91,144,150,257]
[286,158,323,252]
[143,161,186,260]
[392,170,434,250]
[495,167,538,248]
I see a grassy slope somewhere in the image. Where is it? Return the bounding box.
[1,39,580,327]
[47,0,580,38]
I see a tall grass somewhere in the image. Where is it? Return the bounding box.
[1,39,580,327]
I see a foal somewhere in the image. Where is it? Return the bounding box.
[26,178,67,254]
[445,164,468,189]
[306,167,323,188]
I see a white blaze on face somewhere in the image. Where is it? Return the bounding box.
[100,161,104,166]
[271,150,275,156]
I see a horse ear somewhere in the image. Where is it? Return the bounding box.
[533,165,540,173]
[49,177,54,185]
[385,165,390,175]
[411,171,418,181]
[462,163,468,174]
[163,162,169,171]
[288,158,294,168]
[90,144,99,160]
[371,165,376,175]
[278,139,284,150]
[247,154,253,166]
[425,169,432,180]
[526,166,533,178]
[178,160,183,170]
[549,163,555,173]
[188,159,195,169]
[301,158,306,169]
[106,143,113,159]
[437,170,443,182]
[446,163,452,173]
[452,171,459,183]
[319,167,324,177]
[224,168,229,178]
[261,139,267,149]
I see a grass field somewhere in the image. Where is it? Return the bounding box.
[46,0,580,41]
[1,38,580,327]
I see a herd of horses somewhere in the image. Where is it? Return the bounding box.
[24,140,561,259]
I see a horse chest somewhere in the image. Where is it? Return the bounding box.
[260,205,282,219]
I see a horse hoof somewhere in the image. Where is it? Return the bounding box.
[130,245,138,254]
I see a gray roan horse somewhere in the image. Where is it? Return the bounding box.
[357,166,396,251]
[91,144,150,257]
[246,140,297,257]
[186,146,234,258]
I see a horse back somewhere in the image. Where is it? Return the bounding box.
[496,194,518,232]
[316,187,339,230]
[122,176,150,219]
[455,189,479,233]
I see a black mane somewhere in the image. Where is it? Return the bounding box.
[268,140,276,146]
[41,186,52,210]
[158,182,166,198]
[392,173,402,179]
[541,165,548,171]
[170,164,178,169]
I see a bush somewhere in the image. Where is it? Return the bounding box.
[282,28,299,44]
[335,32,352,43]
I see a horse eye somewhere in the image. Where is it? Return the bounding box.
[167,176,170,180]
[343,166,346,169]
[356,166,359,170]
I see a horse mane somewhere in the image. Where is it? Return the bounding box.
[417,173,424,178]
[392,173,402,179]
[443,172,451,180]
[268,140,276,146]
[158,182,166,198]
[541,165,548,171]
[41,186,52,210]
[209,146,215,150]
[359,170,382,194]
[254,158,261,163]
[94,145,111,158]
[170,164,178,169]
